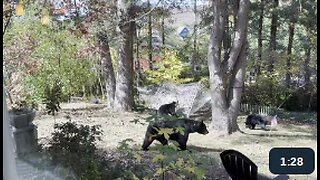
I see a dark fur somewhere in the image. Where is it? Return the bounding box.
[142,118,209,151]
[245,114,268,129]
[158,101,177,116]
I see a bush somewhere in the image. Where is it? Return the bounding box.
[119,116,209,179]
[242,75,317,112]
[144,49,194,84]
[43,121,103,179]
[116,138,208,180]
[282,86,317,112]
[242,75,291,107]
[4,5,98,107]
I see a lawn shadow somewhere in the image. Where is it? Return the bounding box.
[239,130,317,140]
[281,123,318,135]
[238,122,317,140]
[188,145,226,153]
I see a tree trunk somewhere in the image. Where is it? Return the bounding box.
[97,32,116,108]
[161,15,165,46]
[222,3,231,70]
[191,0,197,74]
[114,0,135,111]
[135,26,142,87]
[208,0,227,133]
[147,0,153,70]
[268,0,278,73]
[256,0,264,76]
[285,21,295,87]
[232,0,239,31]
[228,40,248,133]
[304,47,311,86]
[208,0,249,135]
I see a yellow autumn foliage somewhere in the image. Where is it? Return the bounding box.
[144,50,194,84]
[16,3,25,16]
[41,15,50,26]
[41,9,50,26]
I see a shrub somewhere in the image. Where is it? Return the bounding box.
[144,50,194,84]
[242,75,317,112]
[43,121,103,179]
[242,75,292,107]
[4,5,98,107]
[282,86,317,111]
[119,116,209,179]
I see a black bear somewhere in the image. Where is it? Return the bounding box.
[245,114,268,130]
[142,118,209,151]
[158,101,178,116]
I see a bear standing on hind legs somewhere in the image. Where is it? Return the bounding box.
[142,118,209,151]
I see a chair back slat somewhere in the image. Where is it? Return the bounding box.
[220,149,258,180]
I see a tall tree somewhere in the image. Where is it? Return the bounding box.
[147,0,153,70]
[207,0,250,134]
[88,0,118,108]
[222,1,231,62]
[285,1,298,87]
[135,24,143,86]
[267,0,279,73]
[191,0,197,74]
[114,0,135,111]
[161,13,165,46]
[298,0,317,87]
[256,0,265,76]
[304,46,311,86]
[285,21,295,87]
[97,32,116,108]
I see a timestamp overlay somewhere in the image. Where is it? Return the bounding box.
[269,147,315,174]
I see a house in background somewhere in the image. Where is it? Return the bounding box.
[137,6,205,71]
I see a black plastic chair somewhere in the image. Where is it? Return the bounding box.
[220,149,258,180]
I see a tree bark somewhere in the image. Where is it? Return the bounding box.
[222,13,231,63]
[191,0,197,74]
[147,0,153,70]
[135,26,142,87]
[208,0,249,135]
[114,0,135,111]
[208,0,227,133]
[232,0,239,31]
[97,33,116,108]
[285,21,295,87]
[222,3,231,75]
[268,0,278,73]
[256,0,264,76]
[304,47,311,86]
[161,15,165,46]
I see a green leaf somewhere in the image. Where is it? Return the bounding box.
[157,128,174,140]
[152,154,165,163]
[155,168,165,176]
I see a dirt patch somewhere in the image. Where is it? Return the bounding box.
[34,103,317,180]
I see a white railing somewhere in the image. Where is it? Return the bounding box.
[240,103,275,115]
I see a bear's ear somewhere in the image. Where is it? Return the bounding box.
[200,120,204,124]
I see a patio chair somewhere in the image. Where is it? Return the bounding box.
[220,149,258,180]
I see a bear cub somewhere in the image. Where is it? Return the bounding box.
[158,101,177,116]
[142,118,209,151]
[245,114,268,129]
